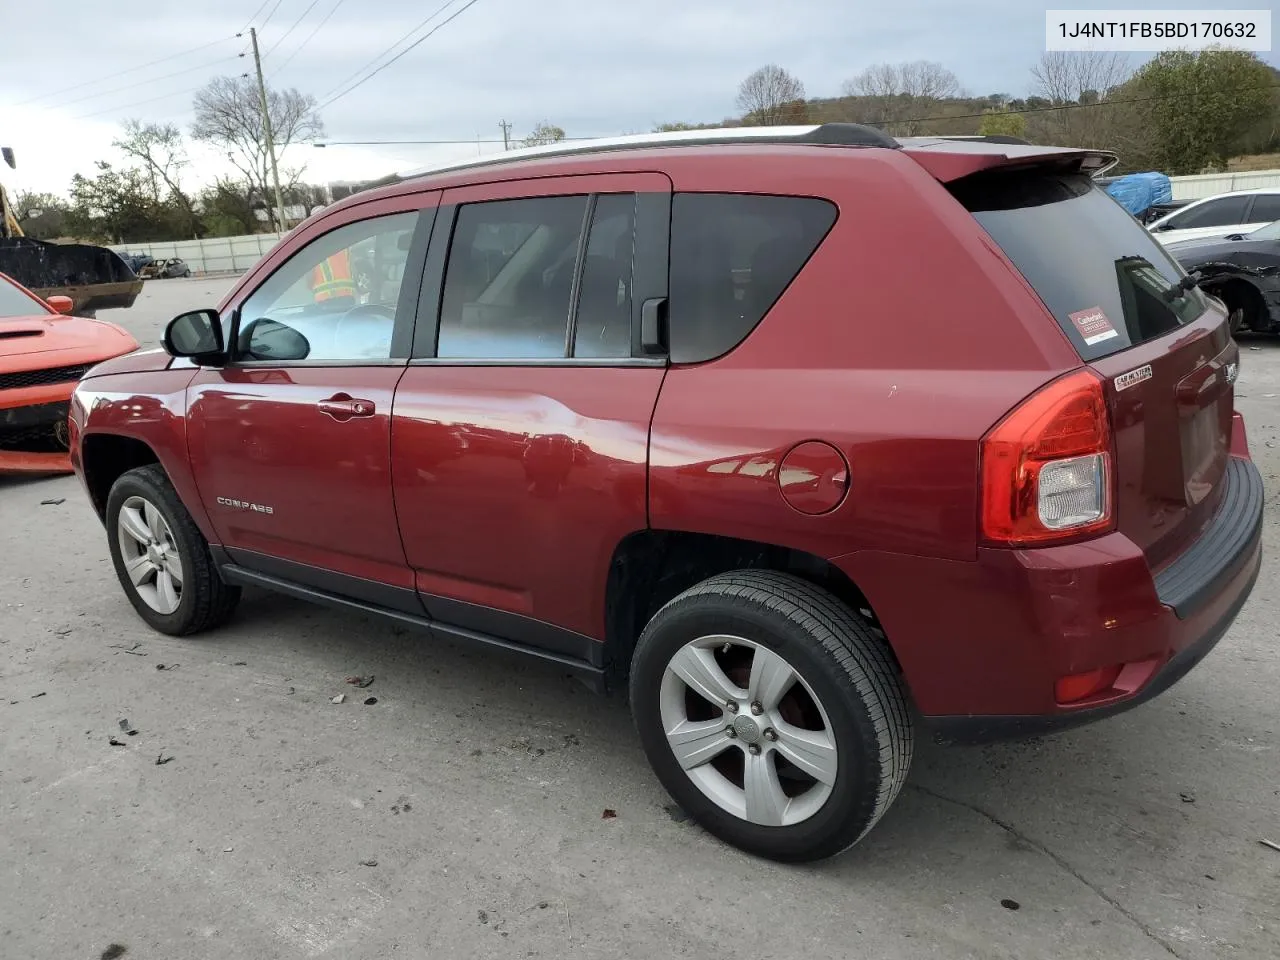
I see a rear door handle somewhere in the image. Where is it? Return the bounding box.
[318,393,376,421]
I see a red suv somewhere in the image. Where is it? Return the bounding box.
[69,125,1263,862]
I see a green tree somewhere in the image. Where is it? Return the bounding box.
[1130,48,1276,174]
[11,190,70,239]
[978,108,1028,140]
[522,122,566,147]
[197,177,260,236]
[113,119,201,238]
[67,162,185,243]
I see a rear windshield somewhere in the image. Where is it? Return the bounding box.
[951,172,1209,361]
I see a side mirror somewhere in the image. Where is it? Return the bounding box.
[163,309,225,362]
[46,295,75,315]
[239,317,311,362]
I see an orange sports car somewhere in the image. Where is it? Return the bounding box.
[1,271,138,473]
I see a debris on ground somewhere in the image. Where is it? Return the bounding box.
[118,718,138,737]
[108,737,126,747]
[665,803,690,823]
[155,753,174,766]
[363,697,378,705]
[110,641,145,656]
[54,627,73,637]
[477,910,489,925]
[1000,898,1021,911]
[1179,792,1195,803]
[31,691,46,699]
[345,675,374,688]
[155,663,178,671]
[1259,839,1280,853]
[602,809,617,820]
[40,498,65,506]
[100,945,127,960]
[331,694,346,704]
[233,661,247,666]
[359,858,378,867]
[222,847,233,853]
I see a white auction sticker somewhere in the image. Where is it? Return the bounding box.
[1046,10,1271,52]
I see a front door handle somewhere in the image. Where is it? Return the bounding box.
[318,393,376,422]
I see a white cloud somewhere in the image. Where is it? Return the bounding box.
[3,0,1275,195]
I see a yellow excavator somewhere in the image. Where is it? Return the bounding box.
[1,147,143,317]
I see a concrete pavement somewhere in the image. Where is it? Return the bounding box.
[1,278,1277,960]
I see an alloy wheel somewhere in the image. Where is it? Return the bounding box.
[116,495,184,615]
[659,634,838,827]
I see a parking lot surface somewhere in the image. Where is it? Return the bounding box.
[2,277,1278,960]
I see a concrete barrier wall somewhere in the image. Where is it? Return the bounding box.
[1170,170,1280,200]
[109,232,285,276]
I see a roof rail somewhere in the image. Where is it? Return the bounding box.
[393,122,899,183]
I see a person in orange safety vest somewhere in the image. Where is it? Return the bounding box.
[310,249,357,302]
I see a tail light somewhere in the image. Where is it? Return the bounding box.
[981,370,1114,546]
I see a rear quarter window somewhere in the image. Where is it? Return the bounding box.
[668,193,836,363]
[951,172,1209,361]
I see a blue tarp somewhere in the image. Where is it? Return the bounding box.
[1105,172,1173,217]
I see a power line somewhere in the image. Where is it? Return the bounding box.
[319,0,482,110]
[13,36,237,106]
[317,0,461,104]
[73,73,250,121]
[44,56,244,111]
[270,0,347,79]
[240,0,274,32]
[258,0,288,32]
[265,0,324,57]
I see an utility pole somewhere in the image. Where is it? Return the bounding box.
[249,27,287,233]
[499,120,512,151]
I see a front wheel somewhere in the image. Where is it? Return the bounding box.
[630,571,913,862]
[106,464,240,635]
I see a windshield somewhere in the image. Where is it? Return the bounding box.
[950,172,1209,361]
[1247,220,1280,241]
[0,275,47,319]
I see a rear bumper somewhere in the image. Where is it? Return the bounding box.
[833,453,1263,743]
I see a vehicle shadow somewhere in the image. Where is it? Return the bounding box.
[223,587,1258,887]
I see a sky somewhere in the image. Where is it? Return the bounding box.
[3,0,1276,197]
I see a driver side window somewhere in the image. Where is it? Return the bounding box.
[237,212,419,363]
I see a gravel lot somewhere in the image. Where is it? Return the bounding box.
[2,277,1278,960]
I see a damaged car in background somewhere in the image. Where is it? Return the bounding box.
[1,271,137,473]
[1166,219,1280,335]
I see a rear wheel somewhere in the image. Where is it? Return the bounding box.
[1208,280,1265,335]
[630,571,913,862]
[106,464,240,635]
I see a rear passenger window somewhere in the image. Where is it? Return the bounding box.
[1248,194,1280,224]
[668,194,836,363]
[573,194,635,359]
[438,196,588,359]
[1170,195,1250,230]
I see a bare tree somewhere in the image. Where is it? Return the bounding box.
[1029,51,1134,149]
[736,65,806,126]
[191,75,323,231]
[841,60,961,135]
[113,120,199,237]
[521,122,566,148]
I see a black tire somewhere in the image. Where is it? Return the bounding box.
[105,464,240,635]
[1210,280,1265,335]
[630,570,913,862]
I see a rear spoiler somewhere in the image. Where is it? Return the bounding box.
[896,138,1119,183]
